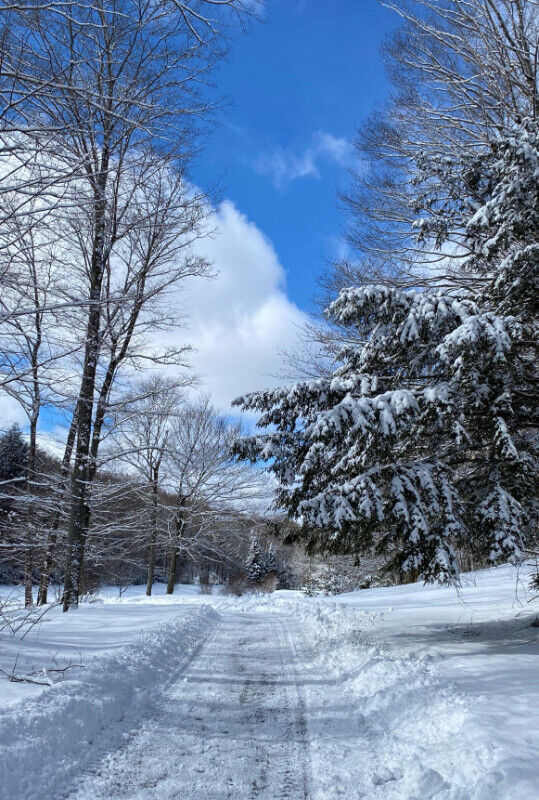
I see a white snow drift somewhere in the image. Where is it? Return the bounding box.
[0,605,218,800]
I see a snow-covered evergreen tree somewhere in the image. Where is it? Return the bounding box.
[246,533,263,583]
[0,425,28,487]
[264,542,278,576]
[303,562,342,597]
[0,424,28,517]
[234,121,538,584]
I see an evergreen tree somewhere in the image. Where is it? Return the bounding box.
[303,563,341,597]
[234,121,538,584]
[265,543,278,576]
[0,425,29,549]
[246,533,263,584]
[0,425,28,496]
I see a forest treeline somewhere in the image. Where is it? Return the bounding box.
[0,416,268,599]
[0,423,371,597]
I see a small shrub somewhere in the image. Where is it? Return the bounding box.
[221,574,247,596]
[258,572,279,593]
[198,575,212,595]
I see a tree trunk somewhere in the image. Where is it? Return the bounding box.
[37,407,79,605]
[37,536,55,606]
[24,323,43,607]
[64,239,144,610]
[166,492,185,595]
[24,410,39,607]
[146,472,159,596]
[63,166,109,612]
[166,547,177,595]
[23,550,33,608]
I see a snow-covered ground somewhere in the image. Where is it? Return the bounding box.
[0,565,537,799]
[301,564,539,799]
[0,583,203,707]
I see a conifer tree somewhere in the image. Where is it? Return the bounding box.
[0,425,28,489]
[234,121,538,583]
[0,424,28,516]
[246,533,263,584]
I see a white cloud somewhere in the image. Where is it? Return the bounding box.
[0,392,26,430]
[254,130,352,189]
[165,200,307,412]
[1,200,306,434]
[254,146,319,189]
[326,234,352,262]
[313,131,352,166]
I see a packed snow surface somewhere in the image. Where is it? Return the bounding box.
[1,565,537,799]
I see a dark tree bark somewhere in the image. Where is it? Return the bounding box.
[146,460,162,596]
[166,493,185,595]
[63,164,110,611]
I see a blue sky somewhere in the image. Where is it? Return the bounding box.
[1,1,398,435]
[192,0,395,313]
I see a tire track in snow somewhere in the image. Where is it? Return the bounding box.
[65,611,313,800]
[277,622,310,800]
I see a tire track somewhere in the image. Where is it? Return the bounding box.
[67,611,313,800]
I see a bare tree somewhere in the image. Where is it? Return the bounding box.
[164,397,267,594]
[113,377,187,595]
[62,165,214,608]
[26,162,207,605]
[12,0,226,611]
[35,409,80,605]
[339,0,538,288]
[0,0,256,227]
[0,188,84,606]
[287,0,539,379]
[0,0,258,608]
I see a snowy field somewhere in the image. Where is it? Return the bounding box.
[1,565,538,799]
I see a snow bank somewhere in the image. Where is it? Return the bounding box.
[0,590,213,708]
[293,566,539,800]
[291,601,495,799]
[0,605,218,800]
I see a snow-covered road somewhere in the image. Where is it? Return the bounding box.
[63,601,503,800]
[68,611,313,800]
[2,568,538,800]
